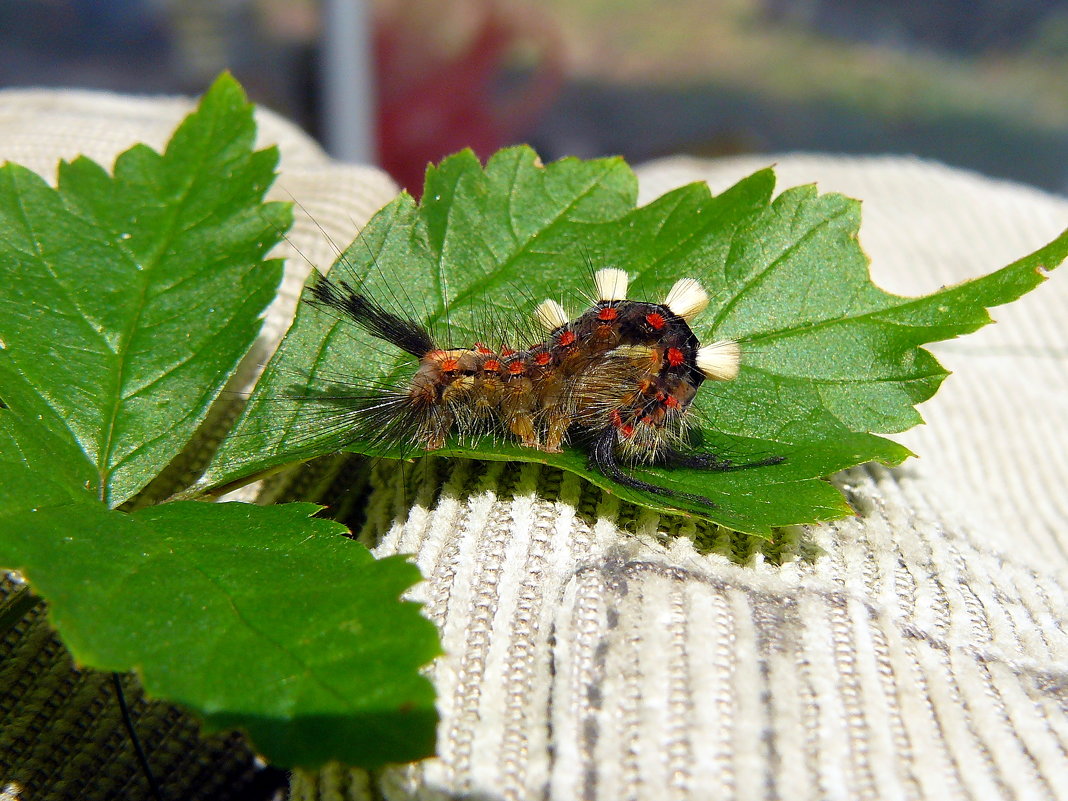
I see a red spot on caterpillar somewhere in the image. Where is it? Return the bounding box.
[508,361,526,375]
[558,330,576,346]
[645,312,665,330]
[609,409,623,428]
[664,394,680,409]
[598,307,618,322]
[641,415,654,425]
[666,347,684,367]
[482,359,501,371]
[474,343,493,354]
[501,347,517,357]
[534,352,552,366]
[440,358,460,372]
[621,424,635,438]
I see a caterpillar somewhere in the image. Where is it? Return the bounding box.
[305,266,783,508]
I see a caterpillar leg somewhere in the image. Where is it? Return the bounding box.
[422,407,454,451]
[589,430,717,508]
[542,410,571,454]
[508,411,540,449]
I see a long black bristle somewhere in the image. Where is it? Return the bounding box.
[589,429,718,508]
[308,276,436,357]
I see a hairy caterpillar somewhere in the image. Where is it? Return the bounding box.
[305,266,783,508]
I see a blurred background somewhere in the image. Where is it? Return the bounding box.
[3,0,1068,194]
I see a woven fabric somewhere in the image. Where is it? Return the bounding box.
[1,87,1066,801]
[0,583,261,801]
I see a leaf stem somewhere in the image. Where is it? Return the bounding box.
[111,672,165,801]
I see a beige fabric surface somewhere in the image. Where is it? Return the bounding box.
[2,88,1067,801]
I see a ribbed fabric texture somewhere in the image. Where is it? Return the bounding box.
[2,88,1066,800]
[289,452,1068,801]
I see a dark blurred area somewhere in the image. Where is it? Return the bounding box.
[2,0,1068,194]
[763,0,1056,53]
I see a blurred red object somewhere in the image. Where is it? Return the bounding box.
[375,0,564,194]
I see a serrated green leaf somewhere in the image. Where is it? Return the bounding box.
[0,73,291,507]
[201,146,1068,535]
[0,469,439,768]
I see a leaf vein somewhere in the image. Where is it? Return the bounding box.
[441,162,621,314]
[712,204,853,330]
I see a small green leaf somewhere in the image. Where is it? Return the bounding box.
[0,473,439,768]
[201,147,1067,535]
[0,73,291,507]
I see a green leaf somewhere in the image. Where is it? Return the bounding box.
[0,73,441,771]
[0,466,439,768]
[201,146,1068,535]
[0,456,100,513]
[0,73,291,507]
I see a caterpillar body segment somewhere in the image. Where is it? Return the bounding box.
[306,268,781,506]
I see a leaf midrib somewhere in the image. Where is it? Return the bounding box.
[432,160,624,318]
[96,149,212,504]
[711,203,853,332]
[743,283,987,346]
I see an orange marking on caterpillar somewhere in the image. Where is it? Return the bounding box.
[558,330,576,346]
[666,347,685,367]
[598,307,618,322]
[645,312,665,330]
